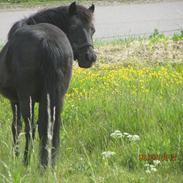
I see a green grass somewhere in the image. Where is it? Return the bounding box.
[0,0,177,9]
[0,0,88,9]
[0,0,70,9]
[1,34,183,182]
[1,65,183,182]
[0,0,118,9]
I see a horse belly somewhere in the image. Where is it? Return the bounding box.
[0,86,18,102]
[15,70,42,102]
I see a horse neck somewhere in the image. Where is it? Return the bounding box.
[26,7,69,35]
[8,7,70,40]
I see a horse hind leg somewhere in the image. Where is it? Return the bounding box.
[29,97,36,141]
[38,98,49,168]
[11,102,22,156]
[38,93,63,168]
[19,97,35,166]
[38,94,55,168]
[51,96,64,167]
[51,109,61,167]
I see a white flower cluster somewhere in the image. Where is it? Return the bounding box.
[101,151,116,159]
[101,130,140,160]
[127,134,140,141]
[110,130,124,138]
[145,160,161,173]
[110,130,140,142]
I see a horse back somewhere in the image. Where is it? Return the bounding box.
[0,23,73,102]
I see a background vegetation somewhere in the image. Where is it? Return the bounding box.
[0,32,183,182]
[0,0,178,9]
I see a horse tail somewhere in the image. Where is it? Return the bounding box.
[38,38,66,166]
[40,38,64,119]
[0,41,9,61]
[0,42,10,86]
[0,41,13,84]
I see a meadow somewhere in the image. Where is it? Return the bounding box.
[0,32,183,182]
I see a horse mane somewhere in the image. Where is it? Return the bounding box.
[8,4,93,40]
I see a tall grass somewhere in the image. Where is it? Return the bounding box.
[1,64,183,182]
[0,35,183,182]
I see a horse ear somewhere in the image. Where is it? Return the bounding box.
[69,2,77,15]
[88,4,95,13]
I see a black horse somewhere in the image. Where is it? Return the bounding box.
[0,2,96,167]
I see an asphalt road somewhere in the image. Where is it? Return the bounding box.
[0,1,183,43]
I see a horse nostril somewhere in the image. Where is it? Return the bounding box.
[85,52,97,63]
[85,52,90,60]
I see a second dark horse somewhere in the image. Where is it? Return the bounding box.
[0,2,96,167]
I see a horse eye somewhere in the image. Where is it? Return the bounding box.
[70,25,78,30]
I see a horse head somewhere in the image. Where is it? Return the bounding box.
[67,2,97,68]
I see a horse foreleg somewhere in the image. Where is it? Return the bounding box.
[11,102,22,156]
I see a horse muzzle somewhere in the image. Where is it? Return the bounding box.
[78,50,97,68]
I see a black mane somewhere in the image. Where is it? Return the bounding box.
[8,5,93,40]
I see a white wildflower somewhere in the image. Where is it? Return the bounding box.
[127,134,140,141]
[144,163,158,173]
[145,169,151,174]
[127,134,133,139]
[144,163,150,167]
[132,135,140,141]
[151,167,157,172]
[153,160,161,166]
[96,176,105,182]
[101,151,116,159]
[110,130,123,139]
[123,132,130,136]
[150,164,155,169]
